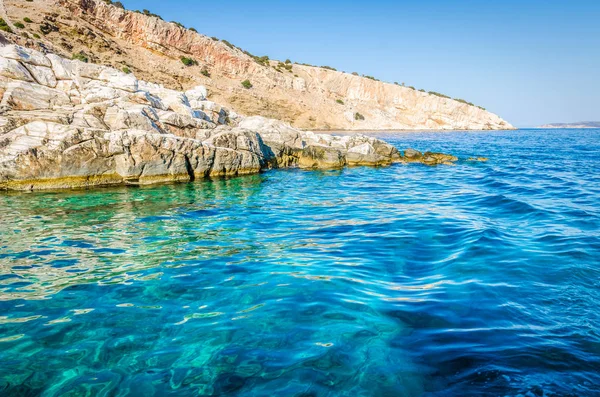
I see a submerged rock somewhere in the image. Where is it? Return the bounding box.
[0,45,458,191]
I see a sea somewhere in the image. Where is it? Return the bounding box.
[1,128,599,396]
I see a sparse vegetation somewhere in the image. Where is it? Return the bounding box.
[189,28,197,33]
[0,18,13,33]
[241,79,253,89]
[171,21,185,29]
[336,99,345,105]
[428,91,451,99]
[455,98,475,106]
[141,9,163,20]
[250,55,269,67]
[33,33,40,39]
[363,75,379,81]
[419,89,426,92]
[285,59,291,64]
[14,22,25,29]
[24,17,33,23]
[72,52,89,63]
[277,62,292,71]
[321,65,337,71]
[408,86,415,90]
[200,67,210,77]
[103,0,124,8]
[354,112,365,121]
[221,39,234,49]
[122,67,131,74]
[210,36,218,41]
[351,72,359,76]
[180,56,198,66]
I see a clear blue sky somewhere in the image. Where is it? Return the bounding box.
[121,0,599,127]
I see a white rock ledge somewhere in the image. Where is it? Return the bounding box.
[0,45,456,191]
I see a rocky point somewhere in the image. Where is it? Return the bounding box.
[0,44,460,191]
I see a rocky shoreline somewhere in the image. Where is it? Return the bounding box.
[0,45,459,192]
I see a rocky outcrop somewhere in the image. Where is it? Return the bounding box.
[3,0,515,131]
[0,45,460,191]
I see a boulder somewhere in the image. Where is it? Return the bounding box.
[0,45,52,67]
[23,64,58,88]
[1,81,71,110]
[0,57,35,82]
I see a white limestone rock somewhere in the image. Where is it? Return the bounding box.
[0,45,52,68]
[0,57,35,82]
[23,64,57,88]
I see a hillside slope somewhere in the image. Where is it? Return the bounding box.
[3,0,514,131]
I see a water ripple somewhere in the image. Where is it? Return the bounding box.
[0,129,599,395]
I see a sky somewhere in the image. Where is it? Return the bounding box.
[120,0,600,127]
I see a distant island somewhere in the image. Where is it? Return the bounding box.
[538,121,600,129]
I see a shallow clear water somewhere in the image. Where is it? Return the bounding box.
[1,128,600,396]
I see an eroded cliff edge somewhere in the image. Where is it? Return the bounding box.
[3,0,515,131]
[0,45,461,191]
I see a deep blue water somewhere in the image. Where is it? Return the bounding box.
[1,129,600,396]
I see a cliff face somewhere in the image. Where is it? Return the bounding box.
[4,0,514,131]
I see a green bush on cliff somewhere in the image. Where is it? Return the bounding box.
[241,80,253,89]
[455,98,475,106]
[141,9,163,20]
[428,91,451,99]
[200,67,210,77]
[0,18,12,33]
[14,22,25,29]
[336,99,345,105]
[189,28,197,33]
[221,39,235,49]
[72,52,89,63]
[252,55,269,67]
[24,17,33,23]
[285,59,291,64]
[354,112,365,121]
[180,57,197,66]
[122,67,131,74]
[321,65,337,71]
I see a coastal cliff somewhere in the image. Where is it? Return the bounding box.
[0,45,460,191]
[2,0,515,131]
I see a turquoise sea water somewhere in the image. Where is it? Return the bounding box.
[1,128,599,396]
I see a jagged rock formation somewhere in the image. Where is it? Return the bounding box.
[2,0,515,131]
[0,45,460,191]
